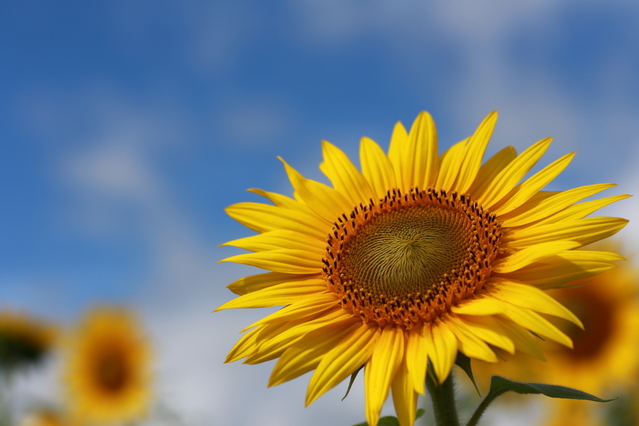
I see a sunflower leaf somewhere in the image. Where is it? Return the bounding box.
[342,365,364,401]
[465,375,615,426]
[454,352,480,396]
[352,409,425,426]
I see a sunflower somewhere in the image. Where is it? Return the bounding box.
[217,111,628,426]
[0,310,56,372]
[64,307,151,424]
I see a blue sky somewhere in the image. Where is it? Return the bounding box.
[2,1,639,425]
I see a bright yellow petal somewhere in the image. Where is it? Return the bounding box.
[487,278,582,327]
[475,137,553,209]
[501,250,623,289]
[225,325,263,363]
[535,194,631,225]
[435,139,467,191]
[320,140,376,205]
[499,302,573,348]
[492,150,574,214]
[244,292,339,331]
[387,121,411,192]
[492,240,581,274]
[248,188,317,215]
[364,326,404,426]
[222,229,326,252]
[468,145,517,199]
[405,325,429,394]
[491,316,545,360]
[453,111,497,194]
[503,217,628,249]
[446,316,497,362]
[407,111,439,190]
[245,309,353,364]
[360,136,396,199]
[227,272,305,295]
[452,315,515,354]
[500,183,617,227]
[225,202,326,239]
[306,324,380,406]
[269,319,361,387]
[280,158,355,223]
[221,249,323,274]
[425,321,458,384]
[452,297,507,316]
[391,358,419,426]
[215,278,327,310]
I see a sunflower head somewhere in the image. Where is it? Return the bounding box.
[64,307,152,424]
[218,111,628,426]
[0,310,56,372]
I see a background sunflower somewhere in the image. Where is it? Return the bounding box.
[63,307,152,424]
[473,240,639,426]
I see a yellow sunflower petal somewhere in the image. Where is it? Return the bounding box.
[491,316,545,360]
[306,324,380,406]
[405,325,429,394]
[488,278,582,327]
[226,272,298,295]
[492,240,581,274]
[245,309,352,364]
[225,325,264,363]
[406,111,439,190]
[222,230,326,252]
[221,249,323,275]
[503,217,628,249]
[501,183,617,227]
[535,194,631,225]
[468,145,517,200]
[269,319,361,387]
[387,121,410,192]
[225,202,326,239]
[320,140,375,205]
[492,150,574,214]
[215,278,327,310]
[475,137,553,209]
[425,321,458,384]
[501,250,623,289]
[364,327,404,426]
[360,136,396,199]
[452,297,508,316]
[243,292,339,331]
[500,302,573,348]
[453,111,497,194]
[435,139,468,191]
[248,188,317,215]
[391,358,419,426]
[280,158,353,222]
[452,315,515,354]
[446,316,497,363]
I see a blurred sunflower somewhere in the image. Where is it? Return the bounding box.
[217,111,628,426]
[0,310,56,372]
[64,307,151,424]
[477,242,639,425]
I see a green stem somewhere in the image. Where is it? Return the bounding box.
[426,370,460,426]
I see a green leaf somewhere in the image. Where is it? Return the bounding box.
[352,409,425,426]
[466,376,615,426]
[454,352,480,396]
[343,365,364,401]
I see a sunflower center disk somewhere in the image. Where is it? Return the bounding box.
[322,188,502,329]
